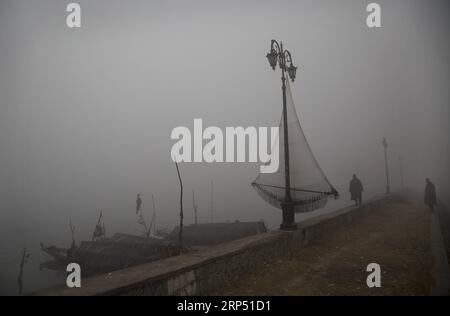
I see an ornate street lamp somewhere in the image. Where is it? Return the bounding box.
[266,39,298,230]
[287,64,297,82]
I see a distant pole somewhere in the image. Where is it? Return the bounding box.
[192,190,198,225]
[17,247,30,295]
[382,137,390,194]
[398,155,404,189]
[152,194,157,236]
[69,219,76,247]
[266,39,298,231]
[92,210,103,241]
[210,180,214,223]
[175,163,184,252]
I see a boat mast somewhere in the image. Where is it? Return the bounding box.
[193,190,198,225]
[266,39,298,230]
[92,210,104,241]
[17,247,30,295]
[175,162,184,252]
[210,180,214,223]
[152,194,157,236]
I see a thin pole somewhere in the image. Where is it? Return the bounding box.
[152,194,157,236]
[210,180,214,223]
[267,39,297,230]
[17,247,29,295]
[280,42,294,230]
[92,210,103,241]
[384,147,390,194]
[69,219,76,246]
[382,137,390,194]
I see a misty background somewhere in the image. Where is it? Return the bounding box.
[0,0,449,295]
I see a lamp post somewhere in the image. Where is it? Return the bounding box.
[382,137,390,194]
[266,39,298,231]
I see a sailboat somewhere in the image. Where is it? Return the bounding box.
[40,206,176,274]
[252,40,338,225]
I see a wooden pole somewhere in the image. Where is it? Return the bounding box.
[193,190,198,225]
[92,210,103,241]
[17,247,29,295]
[69,219,76,246]
[210,180,214,223]
[152,194,157,236]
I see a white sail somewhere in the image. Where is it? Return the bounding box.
[252,79,337,213]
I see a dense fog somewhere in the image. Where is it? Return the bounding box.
[0,0,448,295]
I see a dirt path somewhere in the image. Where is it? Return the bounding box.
[215,199,433,295]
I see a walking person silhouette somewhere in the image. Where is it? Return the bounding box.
[136,193,142,214]
[349,174,364,206]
